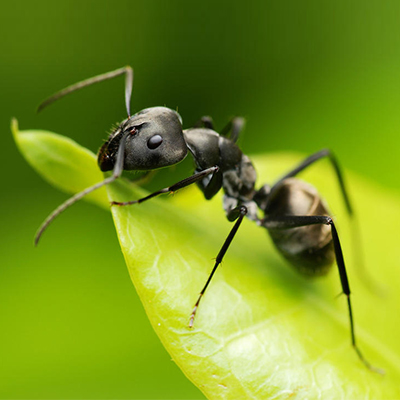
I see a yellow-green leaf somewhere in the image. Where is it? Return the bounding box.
[12,118,108,209]
[13,120,400,399]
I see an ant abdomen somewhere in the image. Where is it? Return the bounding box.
[264,178,334,276]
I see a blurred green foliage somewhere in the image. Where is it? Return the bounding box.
[2,1,400,398]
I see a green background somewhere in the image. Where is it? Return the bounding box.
[1,1,400,399]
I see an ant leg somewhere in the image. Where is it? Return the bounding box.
[271,149,352,215]
[194,115,245,142]
[220,116,246,143]
[189,205,248,328]
[270,150,383,295]
[194,116,214,130]
[35,131,131,246]
[38,66,133,117]
[111,166,219,206]
[263,215,383,374]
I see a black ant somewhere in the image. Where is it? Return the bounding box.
[35,66,382,373]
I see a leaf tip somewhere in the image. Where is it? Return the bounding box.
[11,118,19,140]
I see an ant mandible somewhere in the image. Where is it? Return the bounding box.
[35,66,381,373]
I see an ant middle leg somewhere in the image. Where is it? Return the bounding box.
[189,205,248,328]
[263,215,383,374]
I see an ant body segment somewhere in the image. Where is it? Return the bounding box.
[36,66,381,373]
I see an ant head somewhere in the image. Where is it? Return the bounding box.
[98,107,187,171]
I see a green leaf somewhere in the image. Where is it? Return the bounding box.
[13,120,400,399]
[11,118,108,210]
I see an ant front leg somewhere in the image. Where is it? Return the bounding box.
[111,166,219,206]
[189,205,248,328]
[263,215,384,374]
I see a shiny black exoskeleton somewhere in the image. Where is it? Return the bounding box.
[35,66,381,373]
[98,107,187,172]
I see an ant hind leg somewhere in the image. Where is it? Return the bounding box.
[263,214,384,374]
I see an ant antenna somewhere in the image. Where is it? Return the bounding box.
[34,130,131,246]
[37,66,133,118]
[35,66,135,245]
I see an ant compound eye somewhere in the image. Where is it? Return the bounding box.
[147,134,163,149]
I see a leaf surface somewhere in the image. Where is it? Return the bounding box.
[13,120,400,399]
[12,118,107,209]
